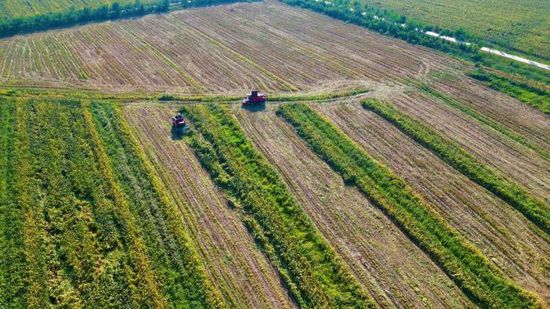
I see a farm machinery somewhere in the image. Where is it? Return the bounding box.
[172,113,186,128]
[242,90,267,106]
[171,113,187,138]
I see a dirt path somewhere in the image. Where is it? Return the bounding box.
[235,106,473,308]
[123,104,294,308]
[316,102,550,303]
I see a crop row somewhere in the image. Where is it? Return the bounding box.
[276,103,541,308]
[419,84,549,160]
[181,103,374,308]
[0,98,217,307]
[361,98,549,234]
[86,101,219,307]
[469,69,550,115]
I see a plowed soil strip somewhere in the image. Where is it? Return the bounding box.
[123,104,294,308]
[316,102,550,303]
[236,106,473,308]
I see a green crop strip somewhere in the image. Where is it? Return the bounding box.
[419,84,550,160]
[3,98,165,306]
[87,101,218,307]
[361,99,550,235]
[0,98,26,308]
[1,98,217,306]
[182,103,374,308]
[277,103,542,308]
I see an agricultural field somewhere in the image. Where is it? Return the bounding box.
[360,0,550,60]
[0,98,218,307]
[0,0,158,19]
[1,0,549,307]
[123,104,295,308]
[0,1,462,93]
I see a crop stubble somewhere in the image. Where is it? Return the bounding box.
[315,102,550,302]
[235,106,473,308]
[0,2,462,93]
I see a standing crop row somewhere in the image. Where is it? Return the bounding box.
[361,98,549,234]
[86,101,220,307]
[182,103,374,308]
[0,98,217,307]
[277,103,542,308]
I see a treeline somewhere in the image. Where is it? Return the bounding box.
[182,103,374,308]
[277,103,542,308]
[361,98,550,235]
[0,0,249,38]
[469,69,550,115]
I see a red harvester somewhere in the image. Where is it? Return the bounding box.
[242,90,267,106]
[172,113,186,128]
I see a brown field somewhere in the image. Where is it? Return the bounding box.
[0,1,463,94]
[314,102,550,302]
[379,87,550,201]
[235,105,473,308]
[123,104,294,308]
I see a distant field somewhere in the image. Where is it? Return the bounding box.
[0,1,461,93]
[0,0,157,19]
[362,0,550,59]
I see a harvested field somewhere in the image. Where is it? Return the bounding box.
[123,104,294,308]
[235,106,473,308]
[315,102,550,303]
[0,1,462,93]
[431,77,550,146]
[384,87,550,201]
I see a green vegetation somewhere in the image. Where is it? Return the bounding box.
[182,103,374,308]
[357,0,550,60]
[420,84,550,159]
[361,98,550,234]
[86,101,219,307]
[469,69,550,115]
[0,0,251,38]
[0,0,170,38]
[0,97,217,307]
[277,102,542,308]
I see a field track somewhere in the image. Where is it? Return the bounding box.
[0,1,462,94]
[235,106,473,308]
[315,102,550,302]
[122,104,294,308]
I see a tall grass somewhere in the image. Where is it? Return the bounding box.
[182,103,374,308]
[277,103,542,308]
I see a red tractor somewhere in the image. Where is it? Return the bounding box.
[172,113,186,129]
[242,90,267,106]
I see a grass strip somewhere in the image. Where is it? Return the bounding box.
[277,103,542,308]
[182,103,374,308]
[361,98,549,234]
